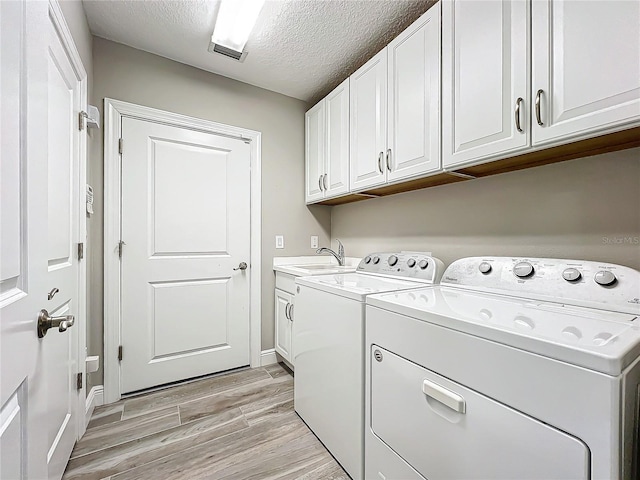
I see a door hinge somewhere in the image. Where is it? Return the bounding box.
[76,372,83,390]
[118,345,123,362]
[79,111,86,131]
[77,242,84,261]
[118,138,123,155]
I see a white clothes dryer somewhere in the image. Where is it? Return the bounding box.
[365,257,640,480]
[294,252,444,480]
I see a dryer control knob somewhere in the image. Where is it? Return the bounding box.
[562,268,582,282]
[407,258,416,268]
[479,262,492,274]
[513,262,534,278]
[418,259,429,270]
[594,270,616,286]
[388,255,398,266]
[364,256,371,264]
[373,256,380,265]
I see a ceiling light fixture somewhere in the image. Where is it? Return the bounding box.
[210,0,266,60]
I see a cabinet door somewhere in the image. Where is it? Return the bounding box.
[532,0,640,146]
[442,0,530,169]
[305,101,325,204]
[274,289,292,363]
[387,3,441,182]
[350,49,388,191]
[325,78,350,199]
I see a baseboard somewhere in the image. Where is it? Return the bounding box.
[260,348,278,366]
[85,385,104,426]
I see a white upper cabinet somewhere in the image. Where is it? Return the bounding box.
[387,2,441,182]
[531,0,640,146]
[325,79,350,198]
[305,79,350,203]
[351,4,442,191]
[350,49,388,191]
[305,101,325,203]
[443,0,530,169]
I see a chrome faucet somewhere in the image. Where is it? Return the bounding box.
[316,239,345,266]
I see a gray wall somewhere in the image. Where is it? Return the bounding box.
[332,148,640,270]
[89,37,331,386]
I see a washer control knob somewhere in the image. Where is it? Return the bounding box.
[594,270,616,286]
[513,261,534,278]
[418,259,429,270]
[388,255,398,267]
[562,268,582,282]
[364,256,371,264]
[478,262,492,274]
[407,258,416,268]
[372,256,380,265]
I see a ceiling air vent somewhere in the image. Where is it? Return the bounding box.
[208,42,248,62]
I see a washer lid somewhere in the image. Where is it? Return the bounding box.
[367,286,640,375]
[296,273,428,301]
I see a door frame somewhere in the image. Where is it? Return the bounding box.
[103,99,262,404]
[49,0,88,440]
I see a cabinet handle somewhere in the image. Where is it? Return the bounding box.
[386,149,392,172]
[377,152,384,174]
[318,175,323,191]
[514,97,524,133]
[323,174,328,190]
[285,303,291,320]
[289,304,294,321]
[535,89,544,126]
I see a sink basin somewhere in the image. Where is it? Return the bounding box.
[299,264,351,271]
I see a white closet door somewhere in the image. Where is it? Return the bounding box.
[442,0,530,169]
[532,0,640,146]
[305,101,325,203]
[387,3,441,182]
[324,78,350,199]
[350,49,388,191]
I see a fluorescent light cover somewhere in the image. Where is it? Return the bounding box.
[212,0,266,53]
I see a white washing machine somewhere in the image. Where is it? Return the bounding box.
[294,252,445,480]
[365,256,640,480]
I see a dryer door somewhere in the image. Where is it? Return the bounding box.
[370,346,590,480]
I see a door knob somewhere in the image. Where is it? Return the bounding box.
[37,309,75,338]
[233,262,248,271]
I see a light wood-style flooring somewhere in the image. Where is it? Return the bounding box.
[63,364,348,480]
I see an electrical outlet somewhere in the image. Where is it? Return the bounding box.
[275,235,284,249]
[311,235,318,249]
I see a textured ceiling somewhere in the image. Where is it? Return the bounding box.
[82,0,436,103]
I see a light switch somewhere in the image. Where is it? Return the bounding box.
[275,235,284,249]
[311,235,318,249]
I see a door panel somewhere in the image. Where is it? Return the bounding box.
[121,118,251,393]
[387,4,441,182]
[350,49,387,191]
[305,101,325,203]
[325,78,350,198]
[274,289,292,362]
[442,0,529,169]
[45,11,81,478]
[532,0,640,145]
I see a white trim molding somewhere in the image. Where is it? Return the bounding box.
[260,349,278,367]
[103,99,262,404]
[85,386,104,427]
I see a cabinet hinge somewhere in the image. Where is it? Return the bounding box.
[77,242,84,261]
[118,345,123,362]
[78,111,86,131]
[76,372,83,390]
[118,138,123,155]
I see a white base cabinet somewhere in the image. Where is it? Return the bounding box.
[275,288,293,364]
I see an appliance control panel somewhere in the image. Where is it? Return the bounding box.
[357,252,445,283]
[442,257,640,315]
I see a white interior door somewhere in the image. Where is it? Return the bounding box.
[120,117,251,393]
[43,6,83,478]
[442,0,530,169]
[531,0,640,146]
